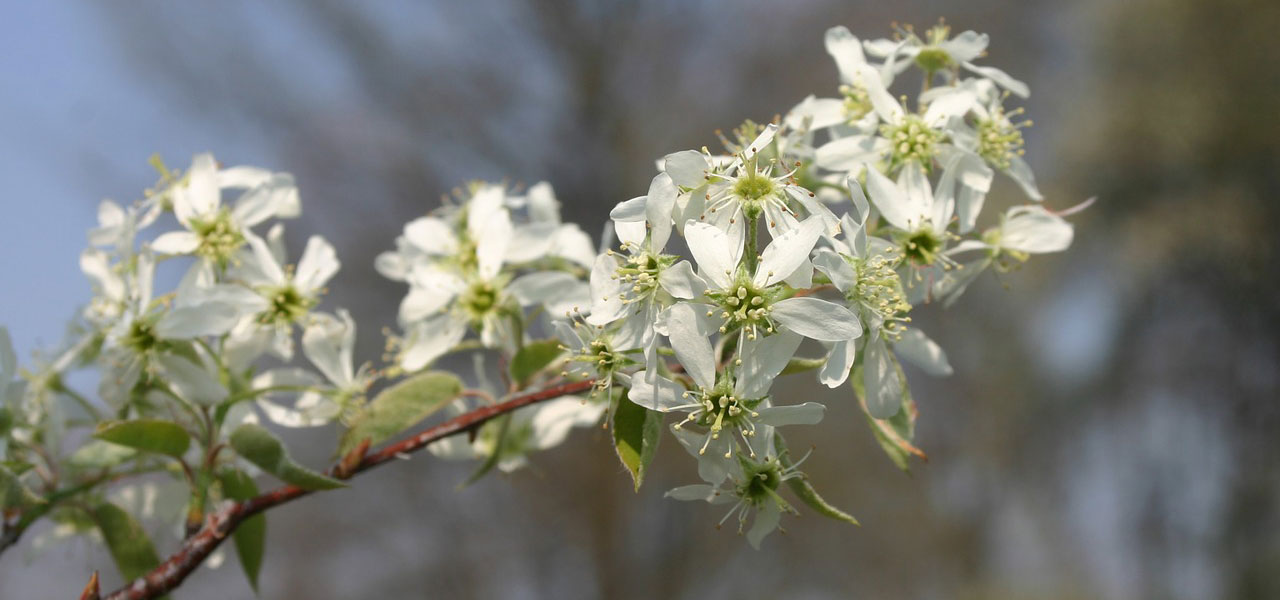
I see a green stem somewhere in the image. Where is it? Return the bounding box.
[744,216,760,276]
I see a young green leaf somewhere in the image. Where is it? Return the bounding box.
[461,414,512,487]
[91,502,162,583]
[851,360,927,472]
[94,419,191,458]
[229,423,346,491]
[508,339,564,387]
[612,392,662,491]
[0,464,45,508]
[69,440,138,469]
[219,469,265,592]
[338,371,463,456]
[775,434,859,525]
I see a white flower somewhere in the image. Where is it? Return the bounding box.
[864,24,1029,97]
[684,217,860,343]
[221,229,340,362]
[151,153,299,269]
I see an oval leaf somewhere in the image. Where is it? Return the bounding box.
[219,469,265,591]
[339,371,463,456]
[229,423,346,491]
[509,340,564,387]
[612,392,662,491]
[92,502,162,582]
[94,419,191,458]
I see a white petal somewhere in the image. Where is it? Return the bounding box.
[812,248,856,293]
[824,26,867,84]
[770,297,861,342]
[155,303,240,339]
[961,62,1030,98]
[756,402,825,427]
[466,185,505,240]
[1001,206,1073,253]
[894,328,953,376]
[295,236,340,293]
[548,224,596,268]
[475,211,512,281]
[80,249,126,301]
[819,339,856,388]
[657,260,705,300]
[663,151,710,189]
[665,484,720,502]
[609,196,647,222]
[864,165,917,231]
[613,219,647,248]
[662,304,717,390]
[814,136,879,172]
[1006,155,1043,201]
[755,217,823,288]
[586,255,627,326]
[784,96,847,131]
[403,217,459,255]
[736,331,802,399]
[157,354,225,406]
[529,397,606,451]
[217,166,271,189]
[174,154,219,226]
[746,501,782,549]
[940,31,989,63]
[685,221,739,289]
[401,315,467,371]
[646,173,677,251]
[302,310,355,386]
[863,339,902,419]
[626,371,688,412]
[151,231,201,255]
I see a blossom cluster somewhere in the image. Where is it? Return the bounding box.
[1,21,1081,587]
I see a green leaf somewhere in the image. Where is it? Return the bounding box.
[92,502,162,583]
[508,339,564,387]
[461,414,512,487]
[94,419,191,458]
[219,469,265,592]
[775,434,858,525]
[0,464,44,508]
[611,392,662,491]
[338,371,463,457]
[69,440,138,469]
[851,359,926,472]
[229,423,346,491]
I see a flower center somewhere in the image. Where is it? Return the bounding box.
[124,319,159,353]
[848,253,912,338]
[882,114,942,170]
[707,283,776,339]
[460,281,499,319]
[840,83,873,122]
[976,111,1027,171]
[259,284,314,326]
[736,457,784,506]
[898,226,944,266]
[190,209,245,267]
[613,251,670,304]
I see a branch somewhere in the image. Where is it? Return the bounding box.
[101,379,596,600]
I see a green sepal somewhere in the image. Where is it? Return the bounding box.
[775,434,858,525]
[338,371,462,457]
[93,419,191,458]
[611,391,662,491]
[508,339,564,388]
[229,423,346,491]
[218,469,265,592]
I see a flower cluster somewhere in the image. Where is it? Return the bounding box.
[1,22,1083,589]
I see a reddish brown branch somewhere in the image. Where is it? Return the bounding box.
[101,379,595,600]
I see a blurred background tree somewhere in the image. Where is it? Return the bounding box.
[0,0,1276,597]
